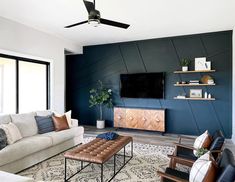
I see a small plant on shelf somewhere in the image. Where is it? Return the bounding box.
[180,58,191,71]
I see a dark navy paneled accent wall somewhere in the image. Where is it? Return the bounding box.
[66,31,232,138]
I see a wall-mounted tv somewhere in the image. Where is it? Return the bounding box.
[120,72,165,99]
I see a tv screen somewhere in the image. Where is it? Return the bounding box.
[120,72,164,99]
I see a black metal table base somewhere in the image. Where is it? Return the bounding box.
[64,140,133,182]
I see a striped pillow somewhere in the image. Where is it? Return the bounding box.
[190,152,217,182]
[35,115,55,134]
[193,130,211,155]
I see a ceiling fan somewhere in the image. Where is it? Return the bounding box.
[65,0,130,29]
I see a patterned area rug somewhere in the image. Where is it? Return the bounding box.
[19,137,175,182]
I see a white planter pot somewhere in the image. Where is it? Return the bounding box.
[182,66,188,71]
[97,120,105,129]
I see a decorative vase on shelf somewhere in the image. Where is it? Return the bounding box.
[182,66,188,72]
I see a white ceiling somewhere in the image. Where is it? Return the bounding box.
[0,0,234,47]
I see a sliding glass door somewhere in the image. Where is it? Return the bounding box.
[0,54,50,114]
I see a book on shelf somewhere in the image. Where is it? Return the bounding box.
[176,95,186,99]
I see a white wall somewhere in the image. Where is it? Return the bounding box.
[0,16,82,113]
[233,27,235,143]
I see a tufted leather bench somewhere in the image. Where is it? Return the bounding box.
[64,135,133,182]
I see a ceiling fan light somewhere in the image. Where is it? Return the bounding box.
[88,19,100,27]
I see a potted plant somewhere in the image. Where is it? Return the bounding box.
[195,148,208,158]
[89,80,113,129]
[180,58,191,71]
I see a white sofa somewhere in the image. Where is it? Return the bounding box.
[0,110,84,173]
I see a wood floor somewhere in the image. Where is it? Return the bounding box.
[84,125,235,156]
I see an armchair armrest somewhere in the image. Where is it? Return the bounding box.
[168,155,195,164]
[174,143,196,150]
[178,135,196,144]
[157,171,189,182]
[71,118,79,128]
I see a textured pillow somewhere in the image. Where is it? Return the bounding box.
[35,115,55,134]
[193,130,211,155]
[0,114,12,124]
[52,115,69,131]
[54,110,73,128]
[0,123,22,144]
[0,128,7,150]
[190,152,217,182]
[10,112,38,137]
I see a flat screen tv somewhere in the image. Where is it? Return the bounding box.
[120,72,165,99]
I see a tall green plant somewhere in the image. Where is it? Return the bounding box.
[89,80,113,120]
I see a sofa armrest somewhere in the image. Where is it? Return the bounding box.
[71,118,79,127]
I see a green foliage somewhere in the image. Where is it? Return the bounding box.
[195,148,208,158]
[89,80,113,120]
[180,58,191,66]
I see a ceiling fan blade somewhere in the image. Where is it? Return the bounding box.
[100,18,130,29]
[64,20,88,28]
[83,0,95,13]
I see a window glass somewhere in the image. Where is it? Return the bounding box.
[18,61,47,113]
[0,57,16,113]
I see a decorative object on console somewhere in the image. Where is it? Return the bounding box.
[35,115,55,134]
[190,89,202,98]
[52,115,69,131]
[0,128,7,150]
[180,58,191,71]
[89,80,113,129]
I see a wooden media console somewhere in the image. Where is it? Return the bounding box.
[114,107,165,132]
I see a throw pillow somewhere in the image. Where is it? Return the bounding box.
[52,115,69,131]
[54,110,73,128]
[0,128,7,150]
[189,152,217,182]
[193,130,211,155]
[0,122,22,144]
[35,115,55,134]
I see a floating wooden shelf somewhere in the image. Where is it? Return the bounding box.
[174,70,216,74]
[174,97,215,101]
[174,83,216,86]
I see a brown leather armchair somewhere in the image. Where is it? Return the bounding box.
[168,130,224,168]
[157,148,235,182]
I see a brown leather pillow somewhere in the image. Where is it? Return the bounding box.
[52,114,69,131]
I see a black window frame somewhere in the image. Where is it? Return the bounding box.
[0,53,50,113]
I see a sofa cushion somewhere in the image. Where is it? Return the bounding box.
[0,135,52,166]
[35,115,54,134]
[0,122,22,144]
[11,112,38,137]
[0,114,11,124]
[41,127,84,146]
[36,110,53,116]
[0,128,7,150]
[52,115,69,131]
